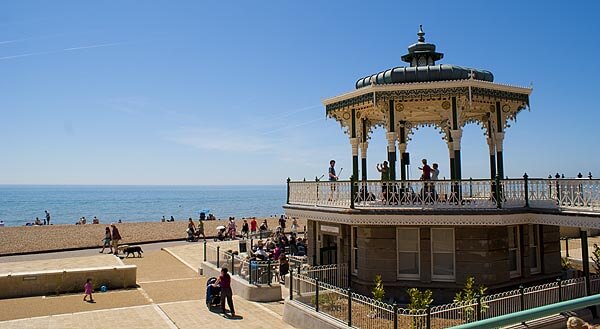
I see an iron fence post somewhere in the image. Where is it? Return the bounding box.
[476,294,482,321]
[565,237,570,257]
[523,173,529,208]
[347,288,352,327]
[203,240,207,262]
[426,305,431,329]
[393,303,398,329]
[248,260,253,284]
[216,246,220,268]
[519,285,525,311]
[267,259,272,285]
[557,277,563,302]
[315,278,320,312]
[289,269,293,300]
[230,252,234,275]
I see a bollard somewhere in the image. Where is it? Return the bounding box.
[315,278,320,312]
[347,288,352,327]
[216,246,220,268]
[203,240,207,262]
[557,278,563,302]
[289,269,294,300]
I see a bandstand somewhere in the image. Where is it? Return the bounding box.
[284,27,600,303]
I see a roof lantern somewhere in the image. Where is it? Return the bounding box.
[401,25,444,67]
[355,25,494,89]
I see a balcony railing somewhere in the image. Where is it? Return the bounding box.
[287,177,600,213]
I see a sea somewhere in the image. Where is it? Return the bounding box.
[0,185,286,227]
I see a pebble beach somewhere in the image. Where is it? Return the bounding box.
[0,217,305,256]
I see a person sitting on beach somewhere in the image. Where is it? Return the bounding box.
[161,216,166,222]
[92,216,99,224]
[169,216,175,222]
[34,217,42,225]
[100,227,112,253]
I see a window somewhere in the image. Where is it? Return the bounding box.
[529,225,541,274]
[431,228,455,281]
[508,226,521,277]
[351,226,358,274]
[397,228,420,279]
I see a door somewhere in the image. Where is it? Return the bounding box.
[319,234,337,265]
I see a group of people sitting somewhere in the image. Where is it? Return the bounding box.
[239,228,307,283]
[75,216,101,225]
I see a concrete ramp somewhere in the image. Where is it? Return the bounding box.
[0,255,136,299]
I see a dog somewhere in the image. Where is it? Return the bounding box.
[122,246,143,258]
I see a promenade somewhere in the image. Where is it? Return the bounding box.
[0,241,293,329]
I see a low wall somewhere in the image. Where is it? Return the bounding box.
[0,265,137,299]
[200,261,281,302]
[283,299,346,329]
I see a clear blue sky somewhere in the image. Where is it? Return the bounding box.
[1,1,599,185]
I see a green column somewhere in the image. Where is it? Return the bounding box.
[361,118,367,181]
[495,102,505,179]
[451,97,462,180]
[388,100,397,181]
[351,108,359,180]
[399,122,407,181]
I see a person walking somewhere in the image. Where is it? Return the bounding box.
[110,223,122,255]
[83,278,94,303]
[250,218,257,236]
[278,215,286,231]
[187,218,196,242]
[213,268,235,317]
[197,216,206,241]
[241,219,249,239]
[100,227,111,253]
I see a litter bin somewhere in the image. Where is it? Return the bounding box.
[239,240,247,253]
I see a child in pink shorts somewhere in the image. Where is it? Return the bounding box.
[83,278,94,303]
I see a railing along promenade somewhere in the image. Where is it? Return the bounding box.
[287,263,600,329]
[287,177,600,213]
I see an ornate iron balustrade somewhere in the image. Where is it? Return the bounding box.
[287,178,600,213]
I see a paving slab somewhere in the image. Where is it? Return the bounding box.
[0,305,174,329]
[158,299,296,329]
[0,289,149,321]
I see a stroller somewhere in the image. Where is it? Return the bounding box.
[214,226,227,242]
[206,277,221,308]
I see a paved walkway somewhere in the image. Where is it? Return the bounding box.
[561,235,600,270]
[0,254,123,275]
[0,241,294,328]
